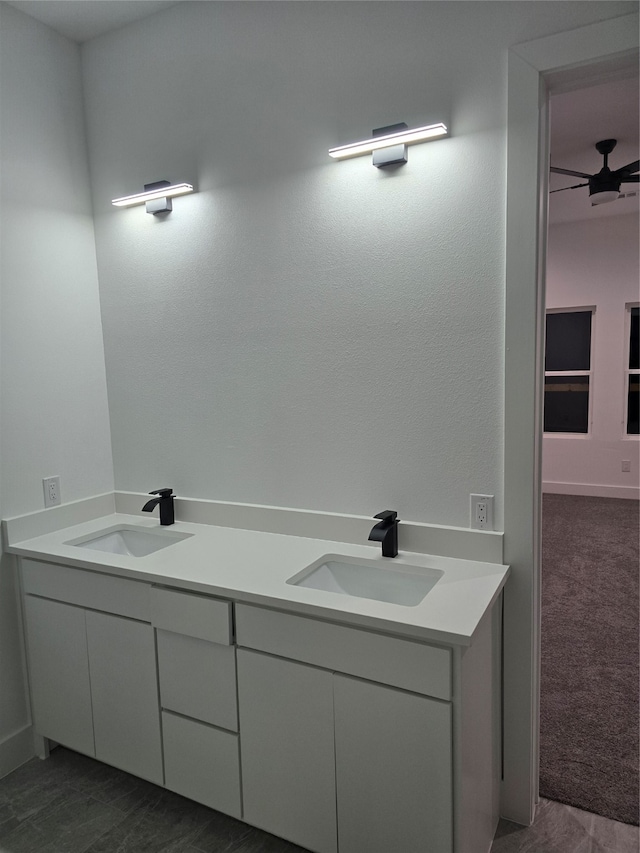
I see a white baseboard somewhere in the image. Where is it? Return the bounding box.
[543,481,640,500]
[0,724,34,778]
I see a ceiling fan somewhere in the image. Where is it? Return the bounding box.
[550,139,639,205]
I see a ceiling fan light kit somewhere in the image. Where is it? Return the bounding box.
[590,188,621,205]
[550,138,639,206]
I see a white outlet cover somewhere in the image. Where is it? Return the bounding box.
[43,476,61,507]
[470,494,494,531]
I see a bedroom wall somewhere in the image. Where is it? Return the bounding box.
[544,213,639,498]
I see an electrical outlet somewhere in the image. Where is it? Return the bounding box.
[470,494,494,530]
[43,476,61,508]
[621,460,631,473]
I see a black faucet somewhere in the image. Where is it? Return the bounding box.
[368,510,399,558]
[142,488,175,525]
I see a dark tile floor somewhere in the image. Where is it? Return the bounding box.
[492,798,639,853]
[0,748,303,853]
[0,747,637,853]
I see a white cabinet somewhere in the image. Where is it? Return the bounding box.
[151,586,241,818]
[333,674,452,853]
[22,596,94,757]
[236,605,457,853]
[237,649,453,853]
[20,560,243,810]
[19,555,500,853]
[86,611,162,783]
[237,651,337,853]
[21,560,163,785]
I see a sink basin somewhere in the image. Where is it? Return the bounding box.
[287,555,443,607]
[65,525,193,558]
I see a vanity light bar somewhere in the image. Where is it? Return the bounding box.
[328,122,448,160]
[111,183,194,207]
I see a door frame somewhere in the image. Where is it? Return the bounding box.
[503,13,639,825]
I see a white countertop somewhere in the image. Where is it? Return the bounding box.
[6,513,509,646]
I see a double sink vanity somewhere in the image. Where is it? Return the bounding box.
[4,495,509,853]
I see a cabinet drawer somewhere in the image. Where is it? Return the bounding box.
[162,711,241,819]
[157,630,238,731]
[236,604,451,701]
[151,587,232,645]
[22,559,150,621]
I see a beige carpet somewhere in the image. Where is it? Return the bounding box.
[540,494,639,826]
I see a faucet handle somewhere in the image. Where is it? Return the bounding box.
[149,488,174,498]
[373,510,398,523]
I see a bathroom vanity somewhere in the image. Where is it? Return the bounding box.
[5,502,508,853]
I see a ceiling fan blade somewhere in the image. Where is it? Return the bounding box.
[615,160,639,176]
[620,174,639,182]
[549,183,589,193]
[550,166,592,179]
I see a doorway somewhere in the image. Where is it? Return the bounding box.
[539,76,639,825]
[503,15,639,826]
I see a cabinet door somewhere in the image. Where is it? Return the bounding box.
[237,649,337,853]
[334,675,453,853]
[86,611,163,785]
[23,596,94,757]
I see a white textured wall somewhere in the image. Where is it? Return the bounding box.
[0,3,114,768]
[544,213,640,496]
[0,5,114,515]
[82,1,633,529]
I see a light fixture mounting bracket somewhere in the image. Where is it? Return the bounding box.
[372,122,408,168]
[144,180,172,214]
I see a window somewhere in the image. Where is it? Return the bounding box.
[626,305,639,435]
[544,309,593,434]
